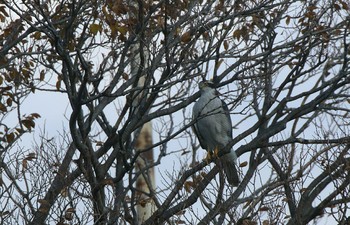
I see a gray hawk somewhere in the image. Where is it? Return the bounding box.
[192,81,240,186]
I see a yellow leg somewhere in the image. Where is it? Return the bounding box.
[213,146,219,158]
[204,151,212,163]
[203,147,220,163]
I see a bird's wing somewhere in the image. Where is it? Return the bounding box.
[192,114,207,150]
[220,97,233,138]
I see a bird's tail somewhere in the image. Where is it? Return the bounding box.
[221,151,240,186]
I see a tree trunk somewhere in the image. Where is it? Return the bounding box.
[135,122,156,223]
[130,38,156,224]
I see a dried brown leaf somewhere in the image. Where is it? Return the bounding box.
[259,206,270,211]
[40,70,45,81]
[22,119,35,130]
[286,15,291,25]
[89,23,102,35]
[22,159,28,170]
[26,153,37,161]
[240,161,248,167]
[181,31,192,43]
[0,6,9,17]
[184,181,194,193]
[61,187,69,197]
[233,29,241,41]
[0,103,7,112]
[56,79,61,90]
[223,40,229,50]
[6,133,15,143]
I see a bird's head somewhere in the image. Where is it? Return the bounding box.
[198,80,215,90]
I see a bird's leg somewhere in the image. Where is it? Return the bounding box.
[204,151,212,164]
[213,146,220,158]
[203,147,220,163]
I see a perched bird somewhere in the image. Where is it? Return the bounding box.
[192,81,240,186]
